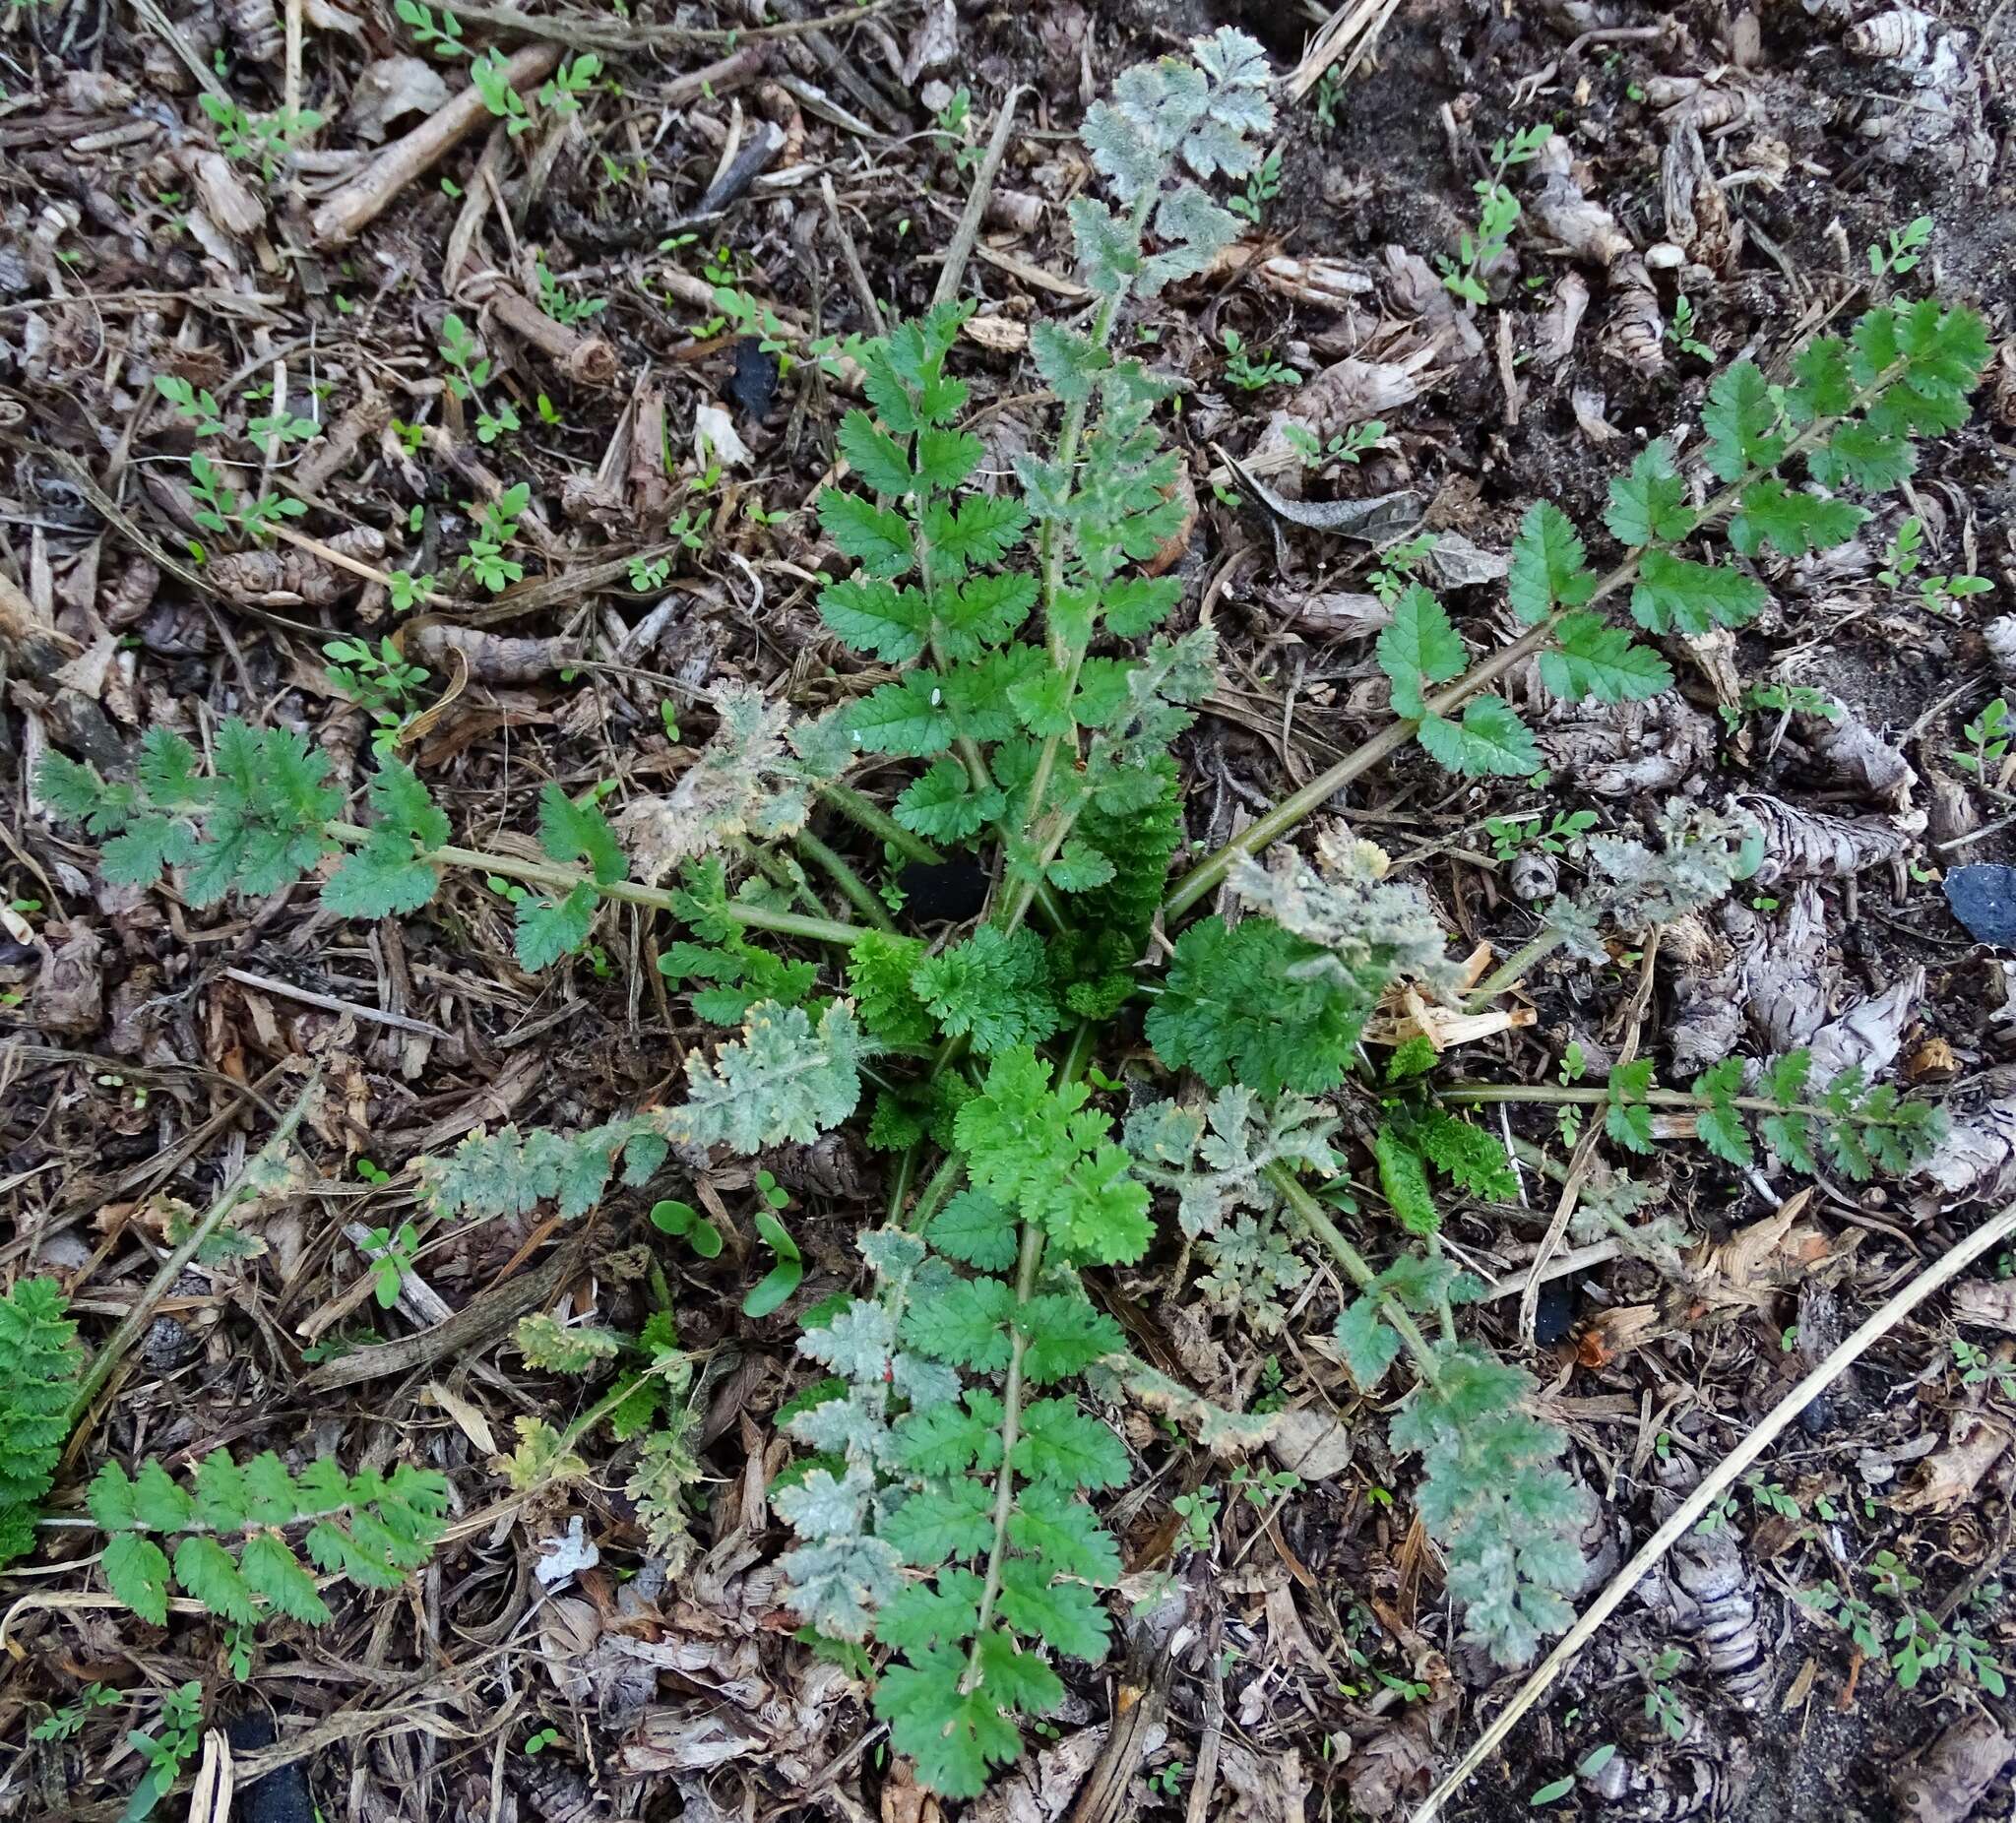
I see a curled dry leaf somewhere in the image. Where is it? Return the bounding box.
[1730,884,1836,1053]
[1796,696,1917,808]
[1920,1099,2016,1205]
[1897,1410,2013,1515]
[1847,4,1938,66]
[1535,272,1590,366]
[1984,615,2016,682]
[1244,344,1447,476]
[1261,585,1389,637]
[346,56,451,143]
[1952,1277,2016,1332]
[408,622,578,683]
[1925,771,1978,848]
[1736,792,1917,886]
[1529,137,1632,268]
[210,529,386,607]
[1661,124,1741,274]
[1527,692,1716,796]
[1220,1740,1314,1823]
[1571,386,1622,443]
[31,919,104,1035]
[1893,1716,2015,1823]
[1805,968,1922,1088]
[1346,1715,1436,1819]
[1652,1522,1772,1708]
[180,149,266,237]
[1601,255,1666,375]
[1256,253,1374,309]
[1266,1405,1354,1480]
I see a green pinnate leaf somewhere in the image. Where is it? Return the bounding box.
[172,1534,260,1624]
[1786,335,1854,424]
[1539,612,1673,705]
[901,1277,1015,1372]
[1015,1294,1125,1385]
[1692,1058,1753,1166]
[1012,1400,1129,1489]
[536,784,625,885]
[846,673,956,758]
[1030,322,1108,406]
[1375,584,1465,720]
[1630,550,1766,636]
[1418,696,1540,777]
[133,1460,196,1533]
[238,1533,332,1624]
[818,489,914,577]
[896,759,1003,843]
[1508,501,1598,625]
[1727,479,1867,559]
[1336,1295,1404,1390]
[912,927,1062,1057]
[1007,1483,1122,1583]
[1809,420,1914,491]
[882,1477,995,1566]
[915,428,984,493]
[924,494,1030,568]
[835,409,914,496]
[103,1533,172,1624]
[1702,359,1784,481]
[877,1642,1027,1798]
[937,574,1038,660]
[929,1190,1019,1271]
[998,1557,1110,1661]
[879,1566,985,1651]
[1604,440,1694,545]
[323,758,447,917]
[897,1389,1007,1477]
[1372,1127,1439,1236]
[1045,840,1115,893]
[819,578,931,661]
[515,880,599,972]
[1606,1059,1656,1154]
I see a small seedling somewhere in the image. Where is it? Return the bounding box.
[471,47,532,136]
[629,552,671,592]
[1228,147,1282,224]
[361,1222,420,1307]
[459,483,531,593]
[931,87,981,176]
[535,253,608,327]
[537,53,601,116]
[1438,124,1551,305]
[1170,1486,1220,1551]
[154,374,226,436]
[1483,809,1597,863]
[394,0,467,56]
[30,1682,120,1742]
[1670,293,1714,361]
[1869,215,1932,280]
[1953,698,2009,779]
[1953,1335,2016,1399]
[649,1197,724,1259]
[1280,419,1383,469]
[1220,328,1299,391]
[523,1726,563,1754]
[1638,1648,1689,1741]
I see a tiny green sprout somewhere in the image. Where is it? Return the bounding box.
[1365,529,1438,604]
[536,393,564,426]
[386,570,434,613]
[1281,418,1384,470]
[355,1158,392,1185]
[658,700,681,742]
[650,1197,723,1258]
[1953,1335,2016,1399]
[361,1222,420,1307]
[1220,328,1300,391]
[1558,1041,1586,1086]
[1228,146,1282,224]
[630,552,672,592]
[930,86,981,176]
[537,52,602,116]
[154,374,226,437]
[391,419,426,456]
[534,252,609,327]
[1869,214,1933,280]
[1749,1477,1799,1519]
[743,1198,801,1318]
[1437,124,1550,305]
[1312,68,1347,130]
[1147,1760,1188,1797]
[30,1682,120,1742]
[757,1168,790,1210]
[395,0,468,57]
[1780,1324,1798,1352]
[1483,807,1597,863]
[246,407,320,460]
[524,1727,563,1755]
[1529,1772,1576,1806]
[470,46,533,135]
[1669,293,1714,361]
[1170,1486,1220,1551]
[1953,697,2010,780]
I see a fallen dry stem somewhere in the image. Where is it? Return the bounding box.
[1412,1192,2016,1822]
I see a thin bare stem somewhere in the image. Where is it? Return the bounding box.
[796,827,897,933]
[965,1219,1044,1681]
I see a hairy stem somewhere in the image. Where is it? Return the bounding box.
[820,781,941,867]
[1162,372,1905,922]
[66,1073,320,1431]
[1265,1163,1443,1392]
[965,1218,1044,1683]
[323,822,870,948]
[1442,1081,1927,1124]
[901,1150,966,1234]
[1465,925,1570,1011]
[796,827,898,932]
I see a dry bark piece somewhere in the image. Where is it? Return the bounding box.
[1266,1406,1353,1480]
[1661,124,1740,275]
[209,529,387,606]
[1652,1523,1772,1708]
[1922,1099,2016,1205]
[311,44,561,244]
[1527,692,1716,796]
[1601,255,1666,374]
[1242,344,1448,476]
[1797,696,1917,808]
[1893,1716,2014,1823]
[1953,1278,2016,1332]
[1261,587,1390,637]
[1255,254,1374,309]
[1897,1410,2013,1514]
[1926,772,1979,848]
[30,920,103,1034]
[1736,792,1916,886]
[480,283,617,386]
[1805,970,1922,1089]
[1529,138,1632,268]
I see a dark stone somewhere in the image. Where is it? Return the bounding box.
[899,859,990,925]
[1944,864,2016,947]
[225,1714,315,1823]
[1533,1276,1577,1348]
[728,338,778,421]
